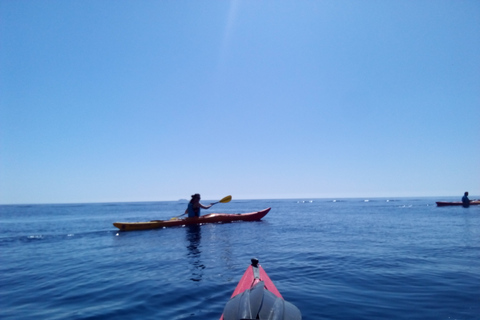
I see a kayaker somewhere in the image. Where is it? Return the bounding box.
[462,191,470,208]
[185,193,212,217]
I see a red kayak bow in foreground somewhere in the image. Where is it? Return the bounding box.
[220,258,301,320]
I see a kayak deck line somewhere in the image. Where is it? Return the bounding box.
[113,208,271,231]
[220,258,302,320]
[160,212,257,221]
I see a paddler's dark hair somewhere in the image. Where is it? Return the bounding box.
[190,194,200,203]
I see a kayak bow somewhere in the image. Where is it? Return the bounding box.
[113,208,270,231]
[220,258,302,320]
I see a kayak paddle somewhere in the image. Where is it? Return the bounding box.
[170,195,232,220]
[211,195,232,205]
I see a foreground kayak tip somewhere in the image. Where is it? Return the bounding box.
[220,258,302,320]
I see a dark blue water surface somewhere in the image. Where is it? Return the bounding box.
[1,198,479,319]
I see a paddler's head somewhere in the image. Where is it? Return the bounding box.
[191,193,201,203]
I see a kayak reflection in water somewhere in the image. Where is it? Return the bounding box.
[462,191,470,208]
[186,225,204,282]
[185,193,212,217]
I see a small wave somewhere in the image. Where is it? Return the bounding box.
[27,235,44,240]
[0,230,117,246]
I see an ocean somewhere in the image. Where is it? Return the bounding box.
[1,197,479,320]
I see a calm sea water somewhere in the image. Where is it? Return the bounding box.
[1,198,479,320]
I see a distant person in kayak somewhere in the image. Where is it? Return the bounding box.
[185,193,212,218]
[462,191,470,208]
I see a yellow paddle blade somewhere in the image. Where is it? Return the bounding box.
[219,195,232,203]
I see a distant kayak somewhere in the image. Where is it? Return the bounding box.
[220,258,302,320]
[436,201,480,207]
[113,208,270,231]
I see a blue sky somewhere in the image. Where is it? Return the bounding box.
[1,1,479,204]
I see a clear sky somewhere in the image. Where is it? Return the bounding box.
[1,1,479,204]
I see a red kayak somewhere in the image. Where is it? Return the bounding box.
[114,208,270,231]
[436,201,480,207]
[220,258,301,320]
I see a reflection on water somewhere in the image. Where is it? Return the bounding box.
[186,225,204,282]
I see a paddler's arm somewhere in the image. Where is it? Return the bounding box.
[199,203,213,210]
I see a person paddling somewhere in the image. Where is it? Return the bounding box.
[185,193,212,218]
[462,191,470,208]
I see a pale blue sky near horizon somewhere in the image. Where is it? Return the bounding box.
[1,1,479,204]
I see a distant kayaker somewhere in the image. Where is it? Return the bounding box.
[462,192,470,208]
[185,193,212,217]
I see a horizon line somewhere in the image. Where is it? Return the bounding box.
[0,194,471,206]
